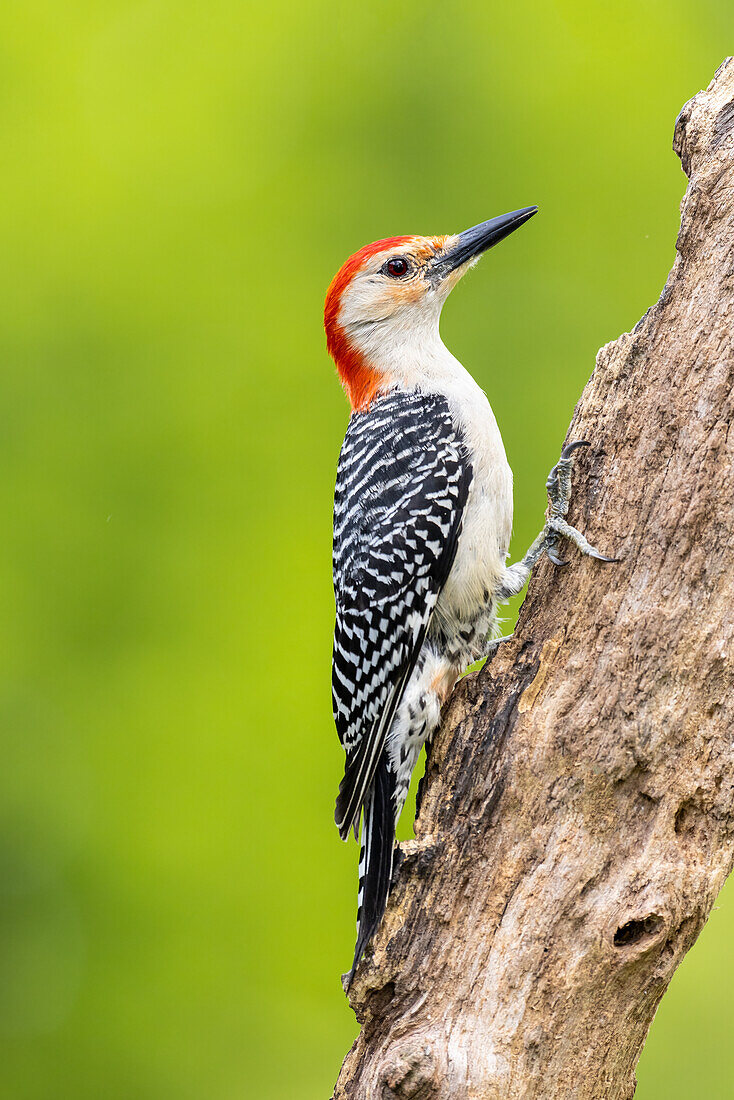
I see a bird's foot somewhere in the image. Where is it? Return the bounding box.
[542,441,617,567]
[481,633,514,659]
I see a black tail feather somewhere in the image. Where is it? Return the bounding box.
[345,756,395,989]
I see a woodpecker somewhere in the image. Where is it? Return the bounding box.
[325,208,613,988]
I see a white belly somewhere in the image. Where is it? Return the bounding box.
[433,374,513,633]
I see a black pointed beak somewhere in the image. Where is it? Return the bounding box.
[434,206,538,277]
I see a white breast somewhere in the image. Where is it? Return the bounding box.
[434,368,512,630]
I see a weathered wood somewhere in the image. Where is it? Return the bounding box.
[333,59,734,1100]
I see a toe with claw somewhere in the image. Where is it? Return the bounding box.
[543,441,617,566]
[502,440,618,601]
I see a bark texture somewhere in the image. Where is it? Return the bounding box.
[333,60,734,1100]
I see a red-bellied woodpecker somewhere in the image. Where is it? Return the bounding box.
[325,208,615,988]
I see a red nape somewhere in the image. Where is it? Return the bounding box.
[324,236,413,412]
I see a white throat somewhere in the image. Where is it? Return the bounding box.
[343,299,473,394]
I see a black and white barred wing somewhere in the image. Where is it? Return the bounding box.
[332,391,472,839]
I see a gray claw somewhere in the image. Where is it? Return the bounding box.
[546,544,569,567]
[548,517,618,563]
[561,440,590,460]
[585,548,620,564]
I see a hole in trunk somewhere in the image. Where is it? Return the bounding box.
[614,914,664,947]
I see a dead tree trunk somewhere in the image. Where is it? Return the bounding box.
[333,59,734,1100]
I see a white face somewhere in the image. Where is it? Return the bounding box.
[326,210,538,400]
[336,235,474,371]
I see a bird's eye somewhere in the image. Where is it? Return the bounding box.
[384,257,409,278]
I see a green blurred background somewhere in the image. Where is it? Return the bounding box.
[0,2,732,1096]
